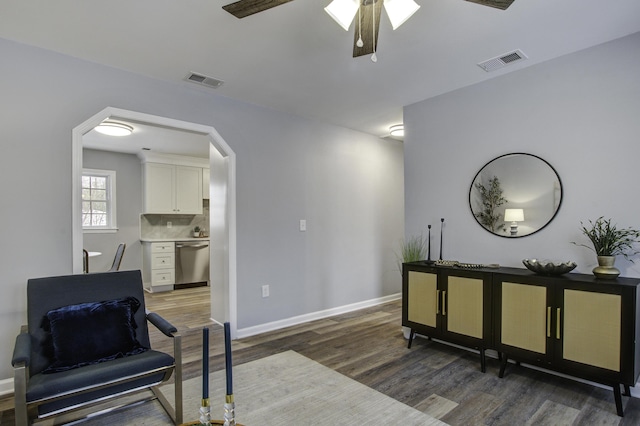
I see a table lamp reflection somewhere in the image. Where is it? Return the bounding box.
[504,209,524,236]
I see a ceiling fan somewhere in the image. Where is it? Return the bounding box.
[222,0,516,59]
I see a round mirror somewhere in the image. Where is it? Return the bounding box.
[469,153,562,238]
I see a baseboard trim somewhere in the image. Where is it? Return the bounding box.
[236,293,401,339]
[0,378,13,397]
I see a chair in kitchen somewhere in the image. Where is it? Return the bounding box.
[108,242,126,272]
[82,249,89,273]
[11,270,183,425]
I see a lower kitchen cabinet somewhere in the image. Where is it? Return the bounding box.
[142,242,175,292]
[402,263,640,417]
[403,263,493,372]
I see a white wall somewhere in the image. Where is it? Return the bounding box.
[82,149,143,272]
[404,32,640,278]
[0,38,404,381]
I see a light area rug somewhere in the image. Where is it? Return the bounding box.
[71,350,447,425]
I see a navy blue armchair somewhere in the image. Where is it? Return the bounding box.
[12,270,183,425]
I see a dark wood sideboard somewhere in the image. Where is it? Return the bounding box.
[402,261,640,417]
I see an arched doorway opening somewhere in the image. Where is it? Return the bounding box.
[71,107,237,335]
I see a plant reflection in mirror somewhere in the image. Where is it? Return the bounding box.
[474,176,507,233]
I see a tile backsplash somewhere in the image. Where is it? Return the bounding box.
[140,201,209,239]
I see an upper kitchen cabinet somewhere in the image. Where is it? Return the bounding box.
[203,168,210,199]
[139,152,208,214]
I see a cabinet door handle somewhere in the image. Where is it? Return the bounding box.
[436,290,440,314]
[556,308,561,340]
[547,307,551,337]
[442,291,446,316]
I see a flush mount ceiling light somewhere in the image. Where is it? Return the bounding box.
[325,0,420,61]
[389,124,404,137]
[94,121,133,137]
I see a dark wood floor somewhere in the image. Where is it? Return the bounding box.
[3,286,640,425]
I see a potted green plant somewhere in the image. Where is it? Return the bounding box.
[572,216,640,279]
[395,234,428,339]
[192,226,201,238]
[396,234,428,272]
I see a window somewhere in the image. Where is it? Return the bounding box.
[82,168,117,232]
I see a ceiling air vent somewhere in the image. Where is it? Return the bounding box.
[185,72,224,89]
[477,49,528,72]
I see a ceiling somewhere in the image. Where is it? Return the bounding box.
[1,0,639,139]
[83,119,212,158]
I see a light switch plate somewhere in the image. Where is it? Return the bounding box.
[300,219,306,232]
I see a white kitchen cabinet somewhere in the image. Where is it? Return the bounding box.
[202,168,210,199]
[143,163,202,214]
[142,242,175,292]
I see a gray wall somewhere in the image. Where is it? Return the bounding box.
[0,38,404,381]
[82,149,143,272]
[404,32,640,277]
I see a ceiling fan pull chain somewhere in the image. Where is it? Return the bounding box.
[371,1,377,62]
[357,2,363,48]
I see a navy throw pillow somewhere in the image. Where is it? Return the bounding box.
[42,297,148,374]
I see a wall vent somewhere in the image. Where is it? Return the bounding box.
[477,49,528,72]
[185,72,224,89]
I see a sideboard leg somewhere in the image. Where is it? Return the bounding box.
[498,354,508,378]
[407,329,415,349]
[614,384,624,417]
[623,384,631,397]
[480,348,486,373]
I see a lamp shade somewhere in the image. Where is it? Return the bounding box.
[383,0,420,30]
[504,209,524,222]
[325,0,359,31]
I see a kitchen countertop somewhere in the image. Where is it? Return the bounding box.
[140,237,210,243]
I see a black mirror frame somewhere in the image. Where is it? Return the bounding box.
[469,152,563,239]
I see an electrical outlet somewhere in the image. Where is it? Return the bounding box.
[167,221,172,228]
[262,285,270,298]
[299,219,306,232]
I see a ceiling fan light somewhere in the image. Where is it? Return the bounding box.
[383,0,420,30]
[94,121,134,137]
[325,0,359,31]
[389,124,404,137]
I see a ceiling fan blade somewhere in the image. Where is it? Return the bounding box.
[464,0,516,10]
[353,0,383,57]
[223,0,295,19]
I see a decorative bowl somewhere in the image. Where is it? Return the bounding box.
[522,259,577,276]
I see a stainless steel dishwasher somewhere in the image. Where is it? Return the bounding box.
[175,241,210,286]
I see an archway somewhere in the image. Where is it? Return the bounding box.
[71,107,237,335]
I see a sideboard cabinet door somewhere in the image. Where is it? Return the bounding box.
[404,270,438,333]
[498,280,552,363]
[562,289,621,372]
